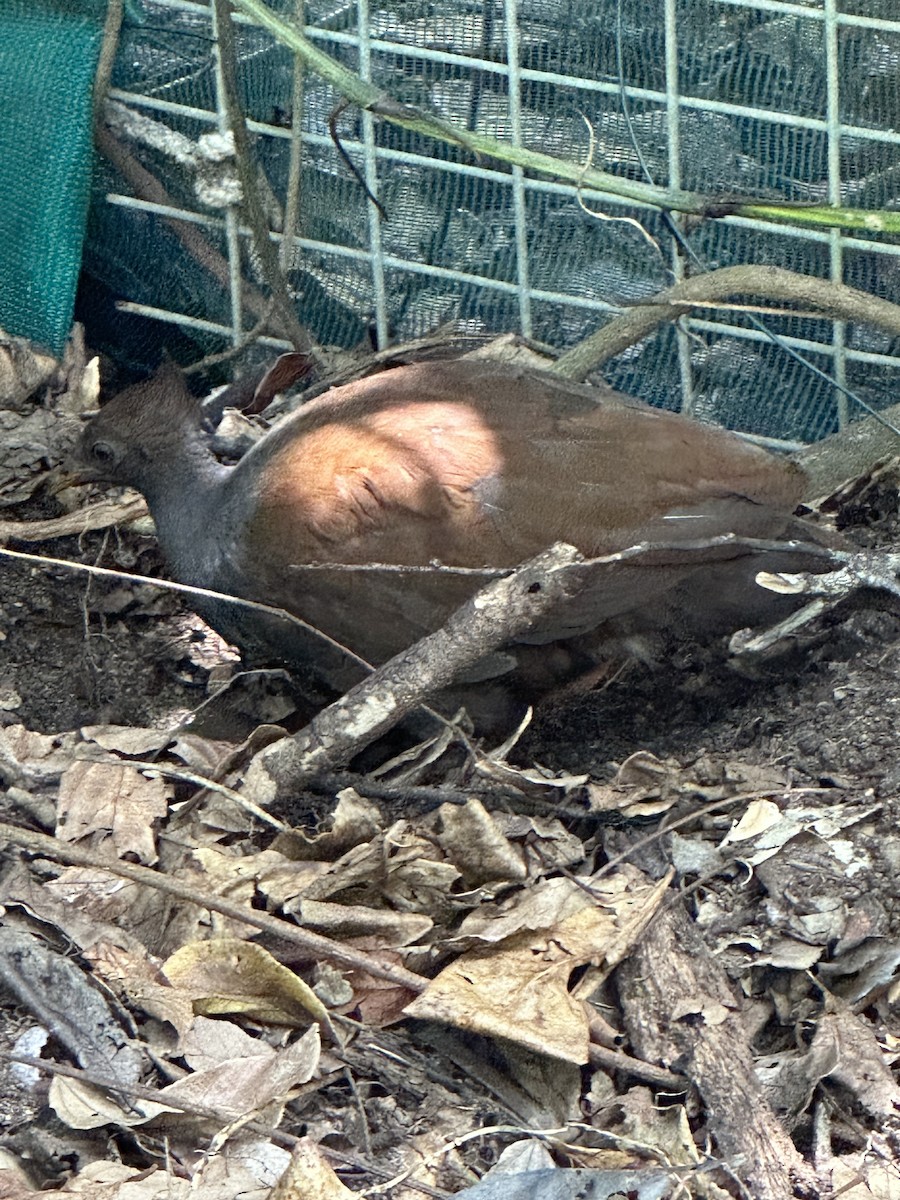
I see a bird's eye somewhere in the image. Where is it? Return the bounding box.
[89,440,116,465]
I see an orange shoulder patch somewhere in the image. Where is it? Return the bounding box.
[250,401,505,558]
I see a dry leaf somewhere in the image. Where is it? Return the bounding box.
[1,724,78,780]
[154,1022,321,1125]
[268,1137,356,1200]
[163,939,328,1026]
[273,789,382,860]
[83,939,195,1041]
[720,798,782,844]
[431,798,528,886]
[291,898,433,946]
[404,907,595,1063]
[405,868,670,1062]
[57,761,170,863]
[0,1162,187,1198]
[80,725,173,756]
[823,1153,900,1199]
[49,1077,171,1131]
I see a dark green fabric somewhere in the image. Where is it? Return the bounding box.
[0,0,106,354]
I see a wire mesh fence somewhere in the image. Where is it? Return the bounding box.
[86,0,900,445]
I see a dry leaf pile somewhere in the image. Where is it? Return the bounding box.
[1,337,900,1199]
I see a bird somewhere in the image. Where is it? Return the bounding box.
[68,355,819,723]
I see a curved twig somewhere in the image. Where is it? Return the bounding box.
[552,264,900,381]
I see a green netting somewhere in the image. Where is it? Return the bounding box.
[0,0,106,354]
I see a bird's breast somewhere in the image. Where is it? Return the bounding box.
[246,399,511,565]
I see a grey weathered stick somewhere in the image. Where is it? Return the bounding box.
[617,906,815,1199]
[796,405,900,497]
[242,542,586,806]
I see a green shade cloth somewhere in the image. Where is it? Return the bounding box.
[0,0,106,354]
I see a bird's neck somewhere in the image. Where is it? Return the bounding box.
[140,447,233,584]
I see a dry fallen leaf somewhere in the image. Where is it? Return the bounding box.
[153,1021,321,1127]
[80,725,174,756]
[163,938,329,1027]
[272,788,382,860]
[57,760,171,863]
[0,1162,185,1198]
[49,1076,173,1132]
[268,1137,356,1200]
[404,868,670,1063]
[82,939,195,1042]
[432,797,528,886]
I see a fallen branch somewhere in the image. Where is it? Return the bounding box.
[616,905,815,1199]
[242,543,587,805]
[0,495,149,544]
[241,532,851,806]
[731,547,900,657]
[553,264,900,382]
[797,420,900,498]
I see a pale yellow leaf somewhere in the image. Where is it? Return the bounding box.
[163,939,328,1026]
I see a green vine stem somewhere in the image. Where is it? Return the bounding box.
[231,0,900,236]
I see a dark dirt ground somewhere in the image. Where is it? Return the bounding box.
[6,519,900,803]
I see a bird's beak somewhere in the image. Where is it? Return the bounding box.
[46,464,101,495]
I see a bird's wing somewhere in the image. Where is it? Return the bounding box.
[230,359,808,664]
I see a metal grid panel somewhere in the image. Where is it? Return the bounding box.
[93,0,900,443]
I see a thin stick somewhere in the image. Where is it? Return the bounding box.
[212,0,320,357]
[0,820,426,991]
